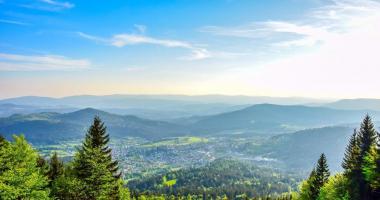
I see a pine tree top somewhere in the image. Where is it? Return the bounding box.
[84,116,110,150]
[357,115,378,157]
[342,130,360,171]
[75,116,121,179]
[315,153,330,184]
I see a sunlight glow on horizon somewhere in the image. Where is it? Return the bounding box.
[1,0,380,99]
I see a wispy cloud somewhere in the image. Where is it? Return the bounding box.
[199,0,380,98]
[134,24,147,34]
[20,0,74,11]
[40,0,73,9]
[0,19,30,26]
[78,32,214,60]
[0,53,90,71]
[201,0,380,48]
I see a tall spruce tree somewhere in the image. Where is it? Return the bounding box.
[376,132,380,196]
[342,130,360,170]
[48,152,64,184]
[309,154,330,200]
[358,115,377,159]
[362,128,380,199]
[299,168,317,200]
[357,115,378,200]
[72,116,121,199]
[75,116,120,178]
[342,130,361,200]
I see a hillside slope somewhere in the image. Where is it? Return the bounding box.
[189,104,379,134]
[0,108,189,144]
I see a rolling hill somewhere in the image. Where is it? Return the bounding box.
[253,126,354,171]
[324,98,380,111]
[188,104,380,135]
[0,108,189,144]
[0,95,248,120]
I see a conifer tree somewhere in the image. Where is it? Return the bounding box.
[362,128,380,199]
[298,168,316,200]
[342,130,360,170]
[0,135,6,147]
[342,130,361,199]
[48,152,64,184]
[357,115,378,199]
[358,115,377,160]
[300,153,330,200]
[81,116,120,178]
[72,116,121,199]
[309,154,330,200]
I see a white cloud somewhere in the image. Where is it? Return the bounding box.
[20,0,74,11]
[201,0,380,48]
[78,32,214,60]
[40,0,74,9]
[198,0,380,98]
[0,19,30,26]
[0,53,90,71]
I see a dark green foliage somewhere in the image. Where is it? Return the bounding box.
[356,115,378,199]
[341,130,361,199]
[357,115,377,157]
[315,154,330,188]
[311,154,330,199]
[72,116,121,199]
[47,152,64,184]
[299,154,330,200]
[128,159,300,198]
[77,116,120,178]
[298,169,316,200]
[342,130,360,171]
[0,134,6,147]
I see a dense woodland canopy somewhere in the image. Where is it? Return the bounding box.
[128,159,300,198]
[0,115,379,199]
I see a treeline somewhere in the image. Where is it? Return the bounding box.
[128,159,299,198]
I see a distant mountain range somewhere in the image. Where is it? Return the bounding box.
[0,94,326,107]
[187,104,380,135]
[0,108,189,144]
[0,95,256,119]
[1,103,379,144]
[323,98,380,111]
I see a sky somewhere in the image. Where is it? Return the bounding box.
[0,0,380,99]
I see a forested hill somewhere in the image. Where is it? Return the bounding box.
[254,126,354,171]
[128,159,301,198]
[2,104,379,144]
[188,104,380,134]
[0,108,189,144]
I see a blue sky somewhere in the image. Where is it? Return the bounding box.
[1,0,380,99]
